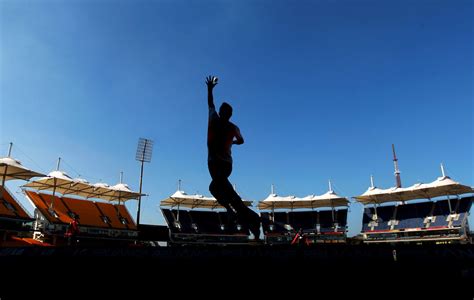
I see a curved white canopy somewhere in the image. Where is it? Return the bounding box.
[22,170,93,198]
[23,171,143,202]
[95,182,143,202]
[93,182,110,189]
[354,176,474,205]
[258,194,298,210]
[0,157,45,184]
[258,190,349,210]
[161,190,253,209]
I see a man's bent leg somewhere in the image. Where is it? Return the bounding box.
[225,185,261,239]
[209,160,256,235]
[208,160,235,209]
[209,179,233,210]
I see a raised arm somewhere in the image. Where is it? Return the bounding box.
[233,126,244,145]
[206,75,217,109]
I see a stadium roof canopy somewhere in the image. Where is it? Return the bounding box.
[0,157,45,185]
[23,171,143,202]
[23,170,92,197]
[258,190,349,210]
[161,190,252,209]
[91,182,143,203]
[354,176,473,205]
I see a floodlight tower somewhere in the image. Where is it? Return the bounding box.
[392,144,402,188]
[135,138,153,226]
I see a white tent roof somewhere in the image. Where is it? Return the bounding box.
[0,157,45,184]
[93,182,110,188]
[160,190,253,209]
[23,171,143,202]
[94,182,143,202]
[22,170,93,197]
[354,176,474,205]
[258,190,349,210]
[89,182,115,199]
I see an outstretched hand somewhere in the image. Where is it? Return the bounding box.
[206,75,217,89]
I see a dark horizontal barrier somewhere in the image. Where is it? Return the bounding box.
[0,244,473,297]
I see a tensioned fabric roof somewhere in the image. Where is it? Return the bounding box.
[0,157,45,184]
[258,190,349,210]
[22,170,89,196]
[354,176,474,205]
[160,190,253,209]
[23,171,143,202]
[95,183,143,202]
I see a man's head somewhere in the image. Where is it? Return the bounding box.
[219,102,233,121]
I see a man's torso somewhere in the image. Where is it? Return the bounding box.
[207,107,238,163]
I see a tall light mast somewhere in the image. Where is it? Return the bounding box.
[392,144,402,188]
[135,138,153,226]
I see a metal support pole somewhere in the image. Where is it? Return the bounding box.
[137,160,144,226]
[447,194,452,214]
[51,178,57,209]
[1,165,8,187]
[176,203,180,222]
[7,142,13,157]
[331,201,335,223]
[1,143,13,186]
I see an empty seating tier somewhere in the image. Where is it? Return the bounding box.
[161,208,251,244]
[0,186,31,221]
[25,191,137,241]
[361,196,473,243]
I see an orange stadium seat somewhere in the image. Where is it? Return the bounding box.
[1,186,31,220]
[62,197,107,228]
[95,202,127,229]
[37,193,73,224]
[25,191,51,220]
[116,204,137,230]
[26,191,137,231]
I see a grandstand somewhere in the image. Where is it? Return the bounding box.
[356,173,473,244]
[160,189,253,244]
[258,182,349,244]
[0,153,45,246]
[22,168,142,246]
[2,142,473,248]
[25,191,137,245]
[0,186,35,243]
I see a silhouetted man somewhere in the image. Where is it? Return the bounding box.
[206,75,261,239]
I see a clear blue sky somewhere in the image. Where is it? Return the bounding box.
[1,0,472,236]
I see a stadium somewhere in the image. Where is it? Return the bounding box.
[1,142,473,293]
[1,1,472,294]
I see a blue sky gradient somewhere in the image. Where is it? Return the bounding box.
[1,0,472,236]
